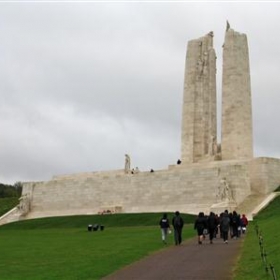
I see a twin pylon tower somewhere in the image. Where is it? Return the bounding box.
[181,24,253,163]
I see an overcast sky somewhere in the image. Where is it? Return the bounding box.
[1,1,280,184]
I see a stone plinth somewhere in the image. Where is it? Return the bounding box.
[210,201,237,214]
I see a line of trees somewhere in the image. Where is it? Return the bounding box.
[0,182,22,198]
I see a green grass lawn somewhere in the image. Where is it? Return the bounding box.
[233,195,280,280]
[0,197,19,216]
[2,197,279,280]
[0,213,196,280]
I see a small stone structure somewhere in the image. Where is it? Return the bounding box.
[1,23,280,224]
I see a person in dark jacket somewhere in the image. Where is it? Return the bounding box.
[194,212,207,245]
[207,212,218,244]
[220,211,230,244]
[172,211,184,245]
[231,210,240,239]
[159,213,170,244]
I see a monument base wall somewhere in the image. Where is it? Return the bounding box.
[21,159,254,220]
[250,157,280,194]
[15,157,280,222]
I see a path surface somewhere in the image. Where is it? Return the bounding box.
[102,236,243,280]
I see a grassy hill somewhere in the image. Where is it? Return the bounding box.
[0,197,19,216]
[0,212,196,280]
[1,196,279,280]
[233,195,280,280]
[1,212,195,229]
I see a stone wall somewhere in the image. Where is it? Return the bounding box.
[22,160,253,220]
[250,157,280,194]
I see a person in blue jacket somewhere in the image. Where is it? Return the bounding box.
[159,213,170,244]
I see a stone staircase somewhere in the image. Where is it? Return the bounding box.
[0,206,22,226]
[1,193,279,226]
[236,192,280,220]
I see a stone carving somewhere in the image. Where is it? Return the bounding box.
[226,20,230,31]
[196,58,204,76]
[18,193,31,215]
[124,154,131,174]
[217,177,234,202]
[209,134,217,156]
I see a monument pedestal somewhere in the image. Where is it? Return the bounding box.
[210,200,237,214]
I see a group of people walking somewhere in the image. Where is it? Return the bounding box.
[159,211,184,245]
[159,210,248,245]
[194,210,248,245]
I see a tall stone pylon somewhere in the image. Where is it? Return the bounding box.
[181,32,217,163]
[221,25,253,160]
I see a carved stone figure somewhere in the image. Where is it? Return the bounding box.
[226,20,230,31]
[209,134,217,156]
[18,193,31,214]
[217,177,234,202]
[196,58,204,75]
[124,154,131,174]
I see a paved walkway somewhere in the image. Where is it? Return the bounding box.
[102,236,243,280]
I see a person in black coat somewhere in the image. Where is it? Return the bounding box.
[207,212,218,244]
[220,211,230,243]
[172,211,184,245]
[194,212,207,245]
[231,210,240,239]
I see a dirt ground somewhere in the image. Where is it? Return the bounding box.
[102,235,243,280]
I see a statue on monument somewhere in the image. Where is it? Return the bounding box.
[209,134,217,156]
[217,177,234,202]
[18,193,31,215]
[196,58,204,76]
[124,154,131,174]
[226,20,230,31]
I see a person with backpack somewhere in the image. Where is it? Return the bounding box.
[172,211,184,245]
[220,210,231,244]
[231,210,240,239]
[207,212,218,244]
[159,213,171,244]
[194,212,207,245]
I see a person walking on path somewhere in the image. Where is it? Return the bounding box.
[207,211,218,244]
[159,213,170,244]
[240,213,249,234]
[220,210,231,244]
[231,210,240,239]
[172,211,184,245]
[194,212,207,244]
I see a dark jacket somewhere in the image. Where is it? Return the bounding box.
[220,214,230,232]
[159,217,170,229]
[194,216,207,231]
[208,213,218,230]
[172,215,184,229]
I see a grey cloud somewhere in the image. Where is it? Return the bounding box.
[1,3,280,183]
